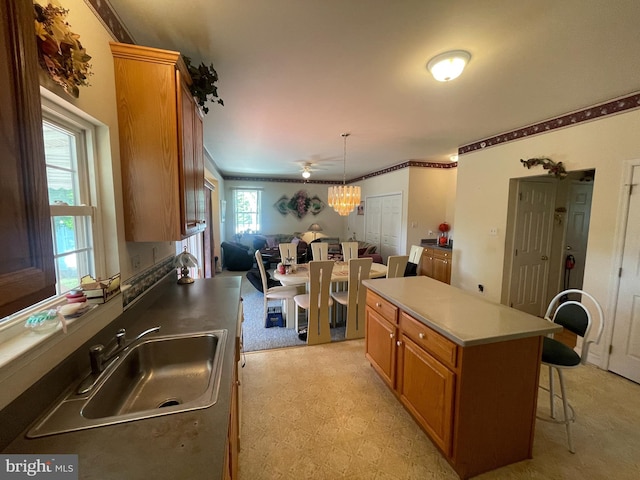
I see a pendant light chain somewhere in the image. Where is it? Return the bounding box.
[342,132,349,185]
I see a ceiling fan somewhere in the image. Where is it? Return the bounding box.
[293,155,338,179]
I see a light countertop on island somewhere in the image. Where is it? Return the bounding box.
[363,276,561,347]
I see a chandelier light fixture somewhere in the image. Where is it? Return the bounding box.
[301,165,311,179]
[427,50,471,82]
[328,133,361,216]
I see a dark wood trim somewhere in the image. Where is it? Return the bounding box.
[0,0,56,317]
[223,160,457,185]
[84,0,134,44]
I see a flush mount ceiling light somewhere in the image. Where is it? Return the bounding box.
[449,154,459,162]
[427,50,471,82]
[327,133,361,216]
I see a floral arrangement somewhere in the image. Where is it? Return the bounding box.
[34,2,92,98]
[183,56,224,114]
[520,157,567,179]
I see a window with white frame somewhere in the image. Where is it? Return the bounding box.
[233,189,261,234]
[43,107,102,295]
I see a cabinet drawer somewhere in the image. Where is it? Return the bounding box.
[366,290,398,324]
[400,312,457,369]
[433,250,451,259]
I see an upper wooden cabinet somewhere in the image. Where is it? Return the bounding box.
[0,0,56,318]
[110,42,206,242]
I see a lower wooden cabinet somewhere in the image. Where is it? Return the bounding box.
[365,288,543,479]
[224,304,243,480]
[397,336,455,455]
[419,247,452,284]
[364,308,397,388]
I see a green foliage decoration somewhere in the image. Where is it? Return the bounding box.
[520,157,567,179]
[183,56,224,114]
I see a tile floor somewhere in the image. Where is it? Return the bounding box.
[238,339,640,480]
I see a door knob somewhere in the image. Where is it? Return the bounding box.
[541,255,549,261]
[566,245,573,250]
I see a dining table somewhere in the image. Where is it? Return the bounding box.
[272,261,388,328]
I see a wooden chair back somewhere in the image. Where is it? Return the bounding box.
[306,260,334,345]
[344,257,372,339]
[279,243,298,266]
[311,242,329,261]
[341,242,359,263]
[387,255,409,278]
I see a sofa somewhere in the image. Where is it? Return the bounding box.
[220,241,254,271]
[239,233,308,264]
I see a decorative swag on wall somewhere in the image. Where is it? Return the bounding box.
[274,190,326,219]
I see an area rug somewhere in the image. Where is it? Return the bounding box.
[231,271,346,352]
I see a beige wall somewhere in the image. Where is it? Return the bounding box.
[348,166,457,254]
[350,168,409,249]
[454,109,640,361]
[224,180,347,240]
[407,166,457,248]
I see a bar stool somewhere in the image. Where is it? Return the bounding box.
[538,289,604,453]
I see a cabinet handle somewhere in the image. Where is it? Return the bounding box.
[389,333,394,338]
[376,302,381,307]
[396,340,402,347]
[418,332,425,339]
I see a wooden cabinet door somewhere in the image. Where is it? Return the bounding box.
[432,255,451,284]
[179,79,198,236]
[419,249,434,277]
[193,107,205,230]
[398,336,455,455]
[365,307,397,388]
[0,0,56,317]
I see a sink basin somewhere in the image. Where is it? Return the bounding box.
[27,330,227,438]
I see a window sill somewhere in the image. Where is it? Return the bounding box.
[0,297,122,411]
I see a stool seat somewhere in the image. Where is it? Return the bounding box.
[541,337,581,367]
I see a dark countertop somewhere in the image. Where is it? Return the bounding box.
[3,276,242,480]
[420,242,453,251]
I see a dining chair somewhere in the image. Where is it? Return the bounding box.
[294,260,334,345]
[341,242,359,263]
[279,243,298,267]
[255,250,298,326]
[405,245,424,276]
[386,255,409,278]
[537,289,604,453]
[311,242,329,261]
[331,257,372,339]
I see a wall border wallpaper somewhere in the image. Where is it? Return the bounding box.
[459,92,640,156]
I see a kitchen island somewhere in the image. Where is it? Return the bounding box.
[3,276,242,480]
[362,276,561,479]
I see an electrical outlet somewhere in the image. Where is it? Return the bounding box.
[411,221,417,228]
[428,230,434,236]
[489,227,498,236]
[478,284,484,293]
[152,247,158,264]
[132,254,140,271]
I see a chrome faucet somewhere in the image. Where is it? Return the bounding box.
[77,326,160,395]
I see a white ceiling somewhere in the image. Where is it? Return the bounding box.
[107,0,640,181]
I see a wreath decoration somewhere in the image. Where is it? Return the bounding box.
[34,3,92,98]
